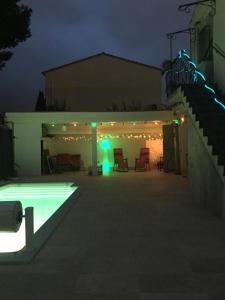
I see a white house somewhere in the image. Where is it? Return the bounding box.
[190,0,225,91]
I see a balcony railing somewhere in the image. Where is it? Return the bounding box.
[165,49,205,97]
[165,49,225,111]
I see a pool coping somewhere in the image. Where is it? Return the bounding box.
[0,181,81,264]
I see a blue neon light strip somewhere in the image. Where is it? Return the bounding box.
[194,71,206,81]
[183,53,191,59]
[189,61,197,68]
[214,98,225,110]
[178,49,225,111]
[204,84,216,94]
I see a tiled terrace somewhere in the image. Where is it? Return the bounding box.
[1,170,225,299]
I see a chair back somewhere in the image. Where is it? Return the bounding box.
[140,148,149,162]
[113,148,123,163]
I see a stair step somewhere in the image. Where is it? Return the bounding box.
[198,119,225,129]
[208,137,225,146]
[197,115,225,123]
[203,127,225,136]
[188,97,225,109]
[182,84,225,175]
[212,144,225,155]
[190,103,221,115]
[218,155,225,165]
[187,98,215,105]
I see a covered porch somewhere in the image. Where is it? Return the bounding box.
[6,111,174,177]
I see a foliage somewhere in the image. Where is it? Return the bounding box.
[0,0,32,70]
[35,90,46,111]
[161,59,172,74]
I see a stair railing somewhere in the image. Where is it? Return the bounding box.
[165,49,225,111]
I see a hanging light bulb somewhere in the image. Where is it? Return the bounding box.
[62,124,67,131]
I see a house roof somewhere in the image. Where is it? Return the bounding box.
[42,52,161,75]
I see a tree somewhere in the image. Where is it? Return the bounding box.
[35,90,46,111]
[0,0,32,70]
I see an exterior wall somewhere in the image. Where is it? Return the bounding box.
[188,114,225,216]
[44,54,161,111]
[213,0,225,93]
[191,0,225,91]
[190,4,214,83]
[13,122,42,177]
[178,119,188,177]
[170,87,225,218]
[190,5,212,62]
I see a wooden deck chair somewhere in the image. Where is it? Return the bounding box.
[113,148,129,172]
[135,148,150,171]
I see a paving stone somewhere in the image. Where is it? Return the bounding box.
[75,273,139,294]
[140,293,210,300]
[138,274,202,293]
[190,259,225,274]
[72,293,140,300]
[0,170,225,298]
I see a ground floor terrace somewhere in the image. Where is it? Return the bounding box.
[1,170,225,299]
[5,110,187,177]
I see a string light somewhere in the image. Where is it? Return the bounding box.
[62,124,67,131]
[47,133,163,142]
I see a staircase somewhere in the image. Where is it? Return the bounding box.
[181,83,225,176]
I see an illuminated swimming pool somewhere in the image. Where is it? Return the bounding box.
[0,182,77,253]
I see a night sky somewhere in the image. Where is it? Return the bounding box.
[0,0,191,112]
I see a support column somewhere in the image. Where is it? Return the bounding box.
[91,122,98,176]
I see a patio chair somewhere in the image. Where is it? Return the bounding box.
[113,148,129,172]
[135,148,150,171]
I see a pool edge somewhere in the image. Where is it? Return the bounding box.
[0,184,80,264]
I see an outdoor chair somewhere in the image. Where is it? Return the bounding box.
[135,148,150,171]
[51,153,83,172]
[113,148,129,172]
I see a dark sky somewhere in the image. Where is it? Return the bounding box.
[0,0,191,112]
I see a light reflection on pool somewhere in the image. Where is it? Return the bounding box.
[0,182,77,253]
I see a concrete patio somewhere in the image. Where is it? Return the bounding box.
[0,170,225,299]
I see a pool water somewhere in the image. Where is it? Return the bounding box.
[0,182,77,253]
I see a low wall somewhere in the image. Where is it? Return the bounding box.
[188,115,225,216]
[170,87,225,218]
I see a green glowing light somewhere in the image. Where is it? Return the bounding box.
[0,183,77,253]
[101,139,110,151]
[173,119,179,125]
[102,162,110,174]
[91,122,97,128]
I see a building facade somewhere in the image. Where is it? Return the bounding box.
[190,0,225,92]
[42,53,162,112]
